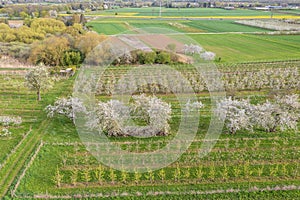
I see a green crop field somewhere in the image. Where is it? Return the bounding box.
[185,20,270,32]
[277,9,300,14]
[8,61,300,199]
[87,17,300,63]
[87,18,271,34]
[87,19,300,63]
[87,22,129,35]
[189,34,300,62]
[88,7,292,18]
[15,121,300,198]
[1,62,300,199]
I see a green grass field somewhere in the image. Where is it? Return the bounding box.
[15,130,300,198]
[87,22,129,35]
[189,34,300,62]
[276,9,300,14]
[88,19,270,35]
[185,20,269,32]
[0,75,40,163]
[0,72,75,198]
[87,13,300,63]
[88,7,291,18]
[1,63,299,199]
[11,67,300,199]
[87,19,300,63]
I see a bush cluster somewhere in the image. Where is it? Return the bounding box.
[113,50,180,66]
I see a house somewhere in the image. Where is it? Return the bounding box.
[224,6,235,10]
[254,7,270,10]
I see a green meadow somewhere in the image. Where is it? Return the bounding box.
[189,34,300,62]
[88,7,284,17]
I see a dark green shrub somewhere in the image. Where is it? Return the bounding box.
[62,49,83,67]
[156,51,171,64]
[137,51,156,64]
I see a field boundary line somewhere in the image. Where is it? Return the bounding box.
[59,158,300,171]
[82,14,300,20]
[11,140,44,197]
[59,176,300,189]
[44,135,300,146]
[0,126,32,171]
[15,184,300,199]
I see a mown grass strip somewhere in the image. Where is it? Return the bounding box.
[11,141,44,197]
[0,119,48,197]
[0,127,32,171]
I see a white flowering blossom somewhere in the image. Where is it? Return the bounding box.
[0,128,11,137]
[200,51,216,61]
[183,43,216,61]
[183,44,204,55]
[185,99,204,112]
[252,101,279,132]
[131,94,172,135]
[87,100,131,136]
[25,64,53,101]
[217,95,299,134]
[0,116,22,126]
[87,94,172,137]
[275,94,300,110]
[45,97,87,120]
[95,66,299,95]
[236,20,300,31]
[253,94,300,132]
[216,97,253,134]
[115,50,133,65]
[0,116,22,137]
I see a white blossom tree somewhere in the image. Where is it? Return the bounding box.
[115,49,133,65]
[0,128,11,137]
[0,116,22,137]
[45,95,204,137]
[0,116,22,126]
[216,97,254,134]
[87,99,131,136]
[131,94,172,136]
[184,99,204,112]
[252,101,280,132]
[45,96,87,120]
[217,95,299,134]
[253,94,300,132]
[87,94,172,137]
[25,65,53,101]
[200,51,216,61]
[183,44,203,55]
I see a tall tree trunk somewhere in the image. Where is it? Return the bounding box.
[37,90,41,101]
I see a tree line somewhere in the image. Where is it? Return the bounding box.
[0,17,106,71]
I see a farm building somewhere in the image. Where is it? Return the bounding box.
[7,20,23,28]
[60,68,75,77]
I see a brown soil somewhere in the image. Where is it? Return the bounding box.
[136,34,185,53]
